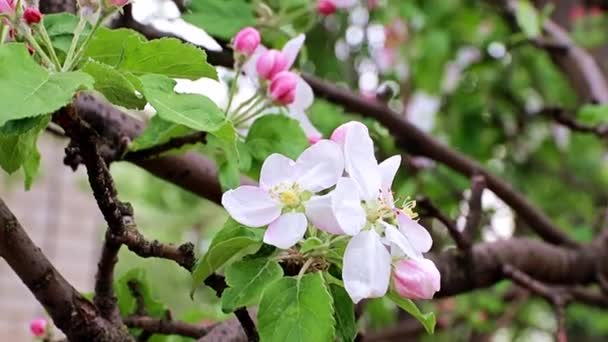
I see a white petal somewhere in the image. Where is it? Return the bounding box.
[295,140,344,192]
[287,110,322,143]
[344,122,381,201]
[383,222,422,259]
[379,155,401,192]
[242,45,267,81]
[151,19,222,52]
[282,34,305,69]
[305,177,365,235]
[288,76,314,112]
[221,186,281,227]
[263,212,307,249]
[343,230,391,303]
[398,213,433,253]
[334,0,358,8]
[260,154,297,191]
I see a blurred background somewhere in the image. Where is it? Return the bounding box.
[5,0,608,340]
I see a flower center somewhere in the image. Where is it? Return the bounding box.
[280,190,300,207]
[364,199,395,225]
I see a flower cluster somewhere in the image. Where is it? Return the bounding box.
[222,121,440,303]
[230,27,322,143]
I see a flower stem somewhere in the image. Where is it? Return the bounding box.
[225,65,241,113]
[22,27,55,70]
[229,92,260,120]
[233,100,269,126]
[231,94,266,122]
[0,24,8,45]
[62,14,87,71]
[64,8,118,71]
[297,257,315,281]
[36,22,62,70]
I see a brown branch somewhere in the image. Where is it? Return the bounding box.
[541,107,608,139]
[125,131,208,162]
[416,197,469,250]
[124,316,210,339]
[462,174,486,247]
[118,228,196,271]
[0,197,133,341]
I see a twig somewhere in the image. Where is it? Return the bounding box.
[541,107,608,139]
[124,316,211,339]
[124,132,208,162]
[0,197,133,341]
[503,264,570,342]
[462,174,486,247]
[118,228,196,271]
[416,197,469,250]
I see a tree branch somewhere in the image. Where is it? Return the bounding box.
[0,197,133,341]
[125,132,208,162]
[118,228,196,271]
[462,174,486,247]
[416,197,469,250]
[541,107,608,139]
[124,316,210,339]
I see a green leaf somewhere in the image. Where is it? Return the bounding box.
[130,116,193,151]
[82,60,146,109]
[0,44,93,126]
[0,115,50,190]
[44,13,91,54]
[115,268,167,318]
[83,28,217,80]
[139,74,226,132]
[578,104,608,125]
[258,272,335,342]
[184,0,255,40]
[221,258,283,313]
[191,219,263,295]
[515,0,541,38]
[387,290,436,334]
[246,115,309,161]
[330,285,357,342]
[300,237,324,254]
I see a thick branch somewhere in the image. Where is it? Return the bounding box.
[0,198,132,341]
[124,316,210,339]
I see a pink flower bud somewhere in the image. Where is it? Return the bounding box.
[308,133,323,145]
[23,7,42,25]
[109,0,129,7]
[256,49,288,80]
[233,27,261,56]
[393,258,440,300]
[317,0,336,16]
[29,318,47,337]
[269,71,298,105]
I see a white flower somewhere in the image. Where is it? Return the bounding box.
[309,121,433,303]
[221,140,343,249]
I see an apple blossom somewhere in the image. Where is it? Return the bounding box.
[0,0,14,14]
[393,258,441,299]
[221,140,343,249]
[23,7,42,25]
[233,27,261,56]
[269,71,298,105]
[256,50,288,80]
[307,121,434,302]
[317,0,337,16]
[29,318,47,337]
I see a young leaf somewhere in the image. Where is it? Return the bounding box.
[258,272,335,342]
[515,0,541,38]
[300,237,324,254]
[0,44,93,126]
[184,0,255,40]
[115,268,167,318]
[130,116,193,152]
[246,115,309,161]
[83,28,217,80]
[578,104,608,125]
[0,115,50,190]
[82,60,146,109]
[221,257,283,313]
[387,290,436,334]
[191,219,263,295]
[330,285,357,342]
[139,74,226,132]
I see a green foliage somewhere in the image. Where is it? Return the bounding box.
[0,43,93,126]
[44,13,91,55]
[387,291,436,334]
[0,115,50,189]
[258,272,335,342]
[83,28,217,80]
[129,116,193,152]
[184,0,255,40]
[82,60,146,109]
[116,268,167,318]
[515,0,541,38]
[191,219,263,295]
[330,285,357,342]
[139,74,226,132]
[578,104,608,125]
[221,257,283,313]
[246,115,309,161]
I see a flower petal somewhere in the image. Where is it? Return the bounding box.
[282,34,305,69]
[263,212,307,249]
[343,230,392,303]
[259,154,297,191]
[383,222,422,259]
[221,186,281,227]
[295,140,344,192]
[344,122,381,200]
[393,258,441,299]
[305,177,365,235]
[242,45,267,81]
[288,76,314,112]
[379,155,401,192]
[397,213,432,253]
